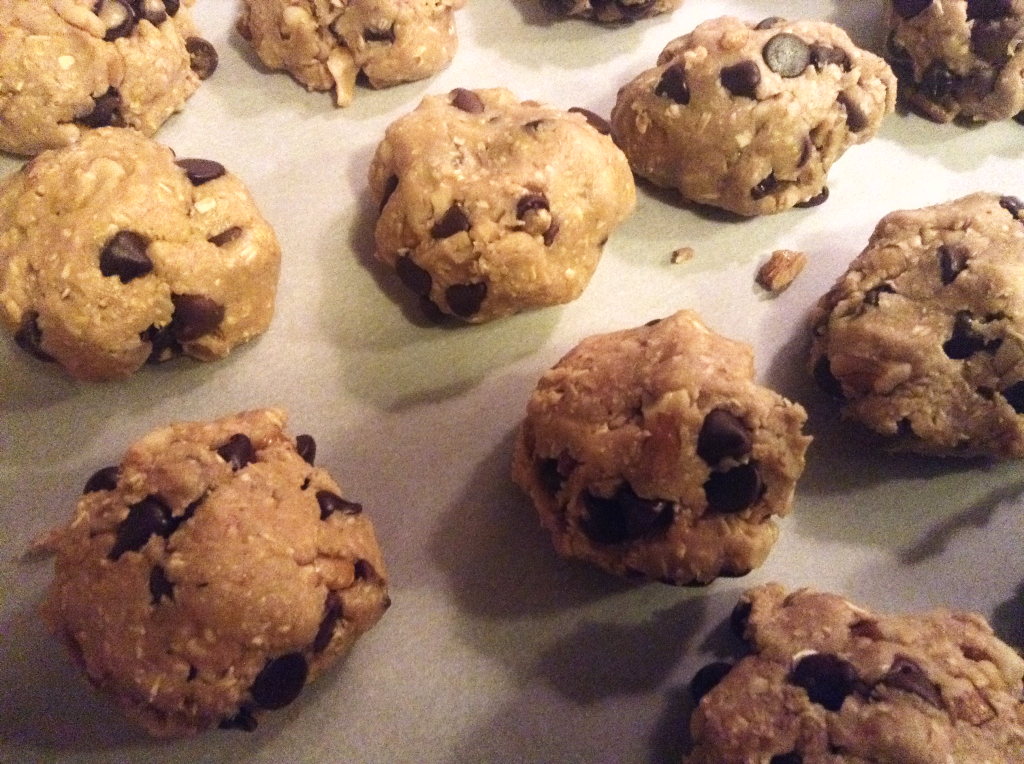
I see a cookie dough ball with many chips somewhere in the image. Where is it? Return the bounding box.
[511,310,811,585]
[237,0,465,107]
[686,584,1024,763]
[0,0,217,157]
[37,409,390,736]
[0,127,281,381]
[542,0,682,25]
[884,0,1024,123]
[610,16,897,216]
[369,88,636,323]
[810,193,1024,457]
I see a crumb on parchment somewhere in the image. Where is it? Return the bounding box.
[757,249,807,293]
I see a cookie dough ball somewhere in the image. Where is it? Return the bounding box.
[686,584,1024,763]
[237,0,465,107]
[511,310,811,585]
[37,409,390,736]
[0,0,216,157]
[369,88,636,323]
[884,0,1024,123]
[610,16,897,216]
[810,193,1024,457]
[542,0,681,25]
[0,127,281,381]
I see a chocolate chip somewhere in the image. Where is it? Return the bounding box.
[885,36,916,82]
[1015,110,1024,125]
[704,463,762,513]
[938,244,969,285]
[446,282,488,317]
[97,0,136,41]
[380,174,399,212]
[762,33,811,77]
[77,87,124,128]
[769,754,803,764]
[689,661,733,702]
[450,88,484,114]
[363,24,395,43]
[999,196,1024,220]
[142,322,181,363]
[580,483,674,545]
[163,0,180,15]
[614,0,655,21]
[864,282,895,306]
[170,294,224,342]
[1000,380,1024,413]
[837,92,869,132]
[13,311,54,362]
[878,655,942,708]
[209,226,243,247]
[313,592,343,653]
[316,490,362,520]
[966,0,1012,20]
[813,355,845,399]
[296,434,316,465]
[430,203,471,239]
[720,60,761,99]
[517,192,550,219]
[84,466,119,493]
[99,230,152,283]
[217,433,255,470]
[219,706,258,731]
[109,495,174,560]
[810,44,851,72]
[943,311,995,359]
[920,61,955,101]
[654,63,690,105]
[395,254,433,296]
[251,653,308,710]
[754,16,785,30]
[795,187,829,208]
[354,559,378,580]
[538,458,563,495]
[697,409,752,464]
[543,218,560,246]
[751,172,778,200]
[729,598,752,639]
[138,0,167,25]
[567,107,611,135]
[149,565,174,604]
[971,20,1013,64]
[789,652,859,712]
[892,0,932,18]
[185,37,218,79]
[187,665,198,681]
[175,157,226,185]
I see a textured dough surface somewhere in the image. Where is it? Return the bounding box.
[369,87,636,323]
[37,409,390,736]
[511,310,810,584]
[610,16,896,216]
[542,0,681,24]
[0,127,281,381]
[809,192,1024,457]
[686,583,1024,763]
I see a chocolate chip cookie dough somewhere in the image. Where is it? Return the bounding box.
[0,128,281,381]
[36,409,390,736]
[884,0,1024,123]
[542,0,681,25]
[686,584,1024,763]
[237,0,465,107]
[369,88,636,323]
[610,16,897,216]
[0,0,216,157]
[810,193,1024,457]
[511,310,810,585]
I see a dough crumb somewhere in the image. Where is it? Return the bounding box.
[757,249,807,292]
[671,246,695,263]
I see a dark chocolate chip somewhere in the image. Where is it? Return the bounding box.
[185,37,218,79]
[614,0,655,21]
[1001,380,1024,413]
[313,592,343,653]
[295,434,316,465]
[97,0,136,41]
[430,204,471,239]
[363,24,395,43]
[77,87,124,128]
[810,44,851,71]
[795,187,829,208]
[943,311,993,359]
[109,495,174,560]
[938,244,969,285]
[142,322,181,363]
[999,196,1024,220]
[729,598,752,639]
[567,107,611,135]
[689,661,733,703]
[654,63,690,105]
[703,463,763,513]
[187,665,198,681]
[697,409,752,464]
[217,433,255,471]
[170,294,224,342]
[864,282,895,306]
[1015,110,1024,125]
[543,218,560,246]
[751,172,778,200]
[754,17,785,30]
[99,230,152,283]
[175,158,226,185]
[13,311,54,362]
[837,92,869,132]
[920,61,955,101]
[580,483,674,545]
[971,20,1013,64]
[538,458,563,495]
[878,654,942,708]
[762,33,811,77]
[446,282,488,317]
[219,706,258,731]
[84,466,119,493]
[892,0,932,18]
[316,490,362,520]
[251,653,308,710]
[813,355,844,400]
[138,0,167,25]
[163,0,180,16]
[450,88,484,114]
[789,652,859,712]
[517,192,550,219]
[209,226,243,247]
[720,60,761,99]
[395,254,433,296]
[380,174,399,212]
[149,565,174,604]
[770,754,803,764]
[966,0,1012,20]
[354,559,378,580]
[885,36,916,82]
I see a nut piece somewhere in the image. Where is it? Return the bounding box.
[757,249,807,292]
[671,246,695,264]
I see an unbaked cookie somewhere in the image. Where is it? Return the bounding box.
[541,0,681,24]
[369,88,636,323]
[610,16,897,216]
[809,192,1024,458]
[511,310,810,585]
[0,127,281,381]
[686,583,1024,763]
[36,409,390,736]
[884,0,1024,123]
[237,0,465,107]
[0,0,217,157]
